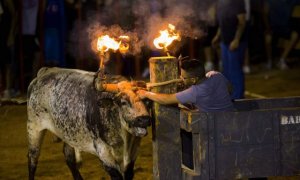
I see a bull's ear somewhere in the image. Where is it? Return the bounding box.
[97,98,114,108]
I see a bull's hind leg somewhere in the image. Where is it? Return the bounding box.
[103,165,123,180]
[27,128,46,180]
[63,143,83,180]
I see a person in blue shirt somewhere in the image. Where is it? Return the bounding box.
[136,58,234,112]
[212,0,247,100]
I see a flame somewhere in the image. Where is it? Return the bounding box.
[97,35,120,52]
[97,35,130,54]
[119,35,130,54]
[153,24,180,50]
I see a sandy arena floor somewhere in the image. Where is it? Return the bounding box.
[1,66,300,180]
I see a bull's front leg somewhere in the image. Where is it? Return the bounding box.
[93,141,124,179]
[124,161,135,180]
[103,165,123,180]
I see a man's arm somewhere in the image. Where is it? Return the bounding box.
[230,13,246,51]
[137,90,179,105]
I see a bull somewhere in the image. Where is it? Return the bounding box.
[27,67,151,180]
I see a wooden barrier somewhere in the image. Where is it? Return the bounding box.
[149,56,182,180]
[180,97,300,179]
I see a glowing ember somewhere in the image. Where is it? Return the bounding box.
[153,24,180,50]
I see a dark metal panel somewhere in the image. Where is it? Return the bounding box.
[281,142,300,175]
[178,97,300,179]
[193,112,211,180]
[234,96,300,111]
[213,111,278,179]
[215,111,274,146]
[278,110,300,175]
[272,111,281,176]
[215,144,277,179]
[208,114,216,179]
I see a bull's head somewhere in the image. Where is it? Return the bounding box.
[96,78,151,137]
[114,88,151,137]
[94,73,151,137]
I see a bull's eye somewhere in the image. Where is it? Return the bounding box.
[120,99,129,106]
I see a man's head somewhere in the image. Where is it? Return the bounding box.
[180,58,205,86]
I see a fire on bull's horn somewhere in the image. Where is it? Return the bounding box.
[95,34,130,91]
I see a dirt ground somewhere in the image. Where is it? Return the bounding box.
[1,66,300,180]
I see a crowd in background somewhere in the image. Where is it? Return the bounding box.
[0,0,300,100]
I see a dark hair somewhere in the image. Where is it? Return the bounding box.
[180,59,205,79]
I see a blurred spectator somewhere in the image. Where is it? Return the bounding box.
[0,0,3,14]
[22,0,40,86]
[243,0,251,74]
[43,0,66,67]
[212,0,247,99]
[0,0,18,99]
[202,4,218,72]
[264,0,300,70]
[64,0,81,68]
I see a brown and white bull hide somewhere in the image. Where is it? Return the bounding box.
[27,67,150,180]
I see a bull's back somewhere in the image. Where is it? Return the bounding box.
[27,68,100,151]
[27,67,127,153]
[28,67,96,118]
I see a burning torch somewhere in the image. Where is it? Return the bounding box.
[95,34,130,91]
[153,24,180,56]
[148,24,182,92]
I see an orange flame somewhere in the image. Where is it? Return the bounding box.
[153,24,180,50]
[119,35,130,54]
[97,35,130,54]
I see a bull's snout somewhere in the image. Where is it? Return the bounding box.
[130,116,151,128]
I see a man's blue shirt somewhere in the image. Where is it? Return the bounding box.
[176,73,234,112]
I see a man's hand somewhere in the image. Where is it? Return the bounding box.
[206,71,220,78]
[229,39,239,51]
[136,90,148,100]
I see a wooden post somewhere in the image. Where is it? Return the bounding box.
[149,56,182,180]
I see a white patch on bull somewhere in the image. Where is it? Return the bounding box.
[75,149,82,164]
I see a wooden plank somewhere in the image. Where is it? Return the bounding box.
[149,56,182,180]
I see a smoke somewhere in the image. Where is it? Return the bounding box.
[69,0,216,57]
